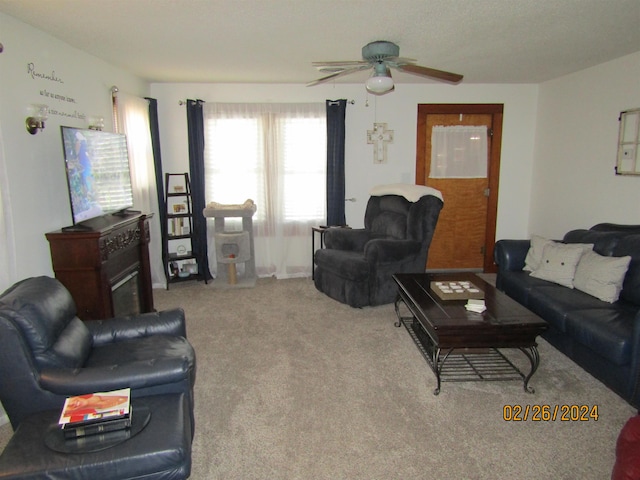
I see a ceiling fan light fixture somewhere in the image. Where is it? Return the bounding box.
[366,64,394,94]
[366,75,394,94]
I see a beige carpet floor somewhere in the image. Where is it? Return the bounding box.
[0,276,636,479]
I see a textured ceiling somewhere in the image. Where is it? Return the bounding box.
[1,0,639,85]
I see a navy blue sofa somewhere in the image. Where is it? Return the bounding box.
[494,224,640,408]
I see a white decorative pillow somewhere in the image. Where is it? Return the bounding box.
[573,251,631,303]
[523,235,552,272]
[530,242,593,288]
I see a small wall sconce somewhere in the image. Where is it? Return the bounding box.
[25,104,49,135]
[87,116,105,131]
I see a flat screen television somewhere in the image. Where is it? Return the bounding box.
[60,126,134,226]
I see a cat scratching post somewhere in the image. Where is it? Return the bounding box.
[203,199,257,288]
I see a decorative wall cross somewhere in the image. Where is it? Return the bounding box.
[367,123,394,164]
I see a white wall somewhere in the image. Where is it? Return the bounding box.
[0,13,149,292]
[1,10,636,288]
[530,51,640,238]
[150,82,539,237]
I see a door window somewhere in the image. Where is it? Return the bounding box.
[430,126,488,179]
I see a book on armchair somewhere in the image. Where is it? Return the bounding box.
[58,388,131,438]
[62,407,133,439]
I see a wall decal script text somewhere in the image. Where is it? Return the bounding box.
[27,62,64,83]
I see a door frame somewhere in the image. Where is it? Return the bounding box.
[415,104,503,273]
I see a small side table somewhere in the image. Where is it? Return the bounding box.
[311,226,351,279]
[311,226,329,280]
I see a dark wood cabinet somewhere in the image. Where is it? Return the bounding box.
[46,213,154,320]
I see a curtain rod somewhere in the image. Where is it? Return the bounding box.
[178,99,205,106]
[327,100,355,105]
[178,99,355,105]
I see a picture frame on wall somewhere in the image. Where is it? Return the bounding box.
[616,109,640,176]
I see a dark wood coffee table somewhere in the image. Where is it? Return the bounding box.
[393,273,548,395]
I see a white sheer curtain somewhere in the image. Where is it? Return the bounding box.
[203,103,326,279]
[116,93,165,288]
[430,125,488,178]
[0,126,10,425]
[0,122,17,293]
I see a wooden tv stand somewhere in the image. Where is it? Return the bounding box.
[46,213,154,320]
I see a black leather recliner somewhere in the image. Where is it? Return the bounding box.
[0,276,196,430]
[314,191,443,307]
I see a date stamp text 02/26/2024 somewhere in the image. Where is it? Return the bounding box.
[503,405,599,422]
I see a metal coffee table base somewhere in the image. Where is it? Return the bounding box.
[395,301,541,395]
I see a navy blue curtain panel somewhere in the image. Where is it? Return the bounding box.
[186,99,213,281]
[326,99,347,226]
[145,97,167,263]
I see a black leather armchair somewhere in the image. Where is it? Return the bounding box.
[0,276,196,429]
[314,190,443,307]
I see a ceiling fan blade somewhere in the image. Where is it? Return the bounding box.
[386,57,417,65]
[317,67,349,73]
[397,64,463,84]
[307,65,371,87]
[313,60,369,68]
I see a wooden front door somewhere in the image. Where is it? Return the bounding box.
[416,104,503,272]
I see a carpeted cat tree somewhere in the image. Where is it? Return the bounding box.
[203,199,257,288]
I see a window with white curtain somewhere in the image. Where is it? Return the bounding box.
[203,103,326,279]
[115,92,165,288]
[0,123,17,292]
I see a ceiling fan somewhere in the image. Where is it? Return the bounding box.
[307,40,463,94]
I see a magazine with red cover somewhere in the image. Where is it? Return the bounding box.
[58,388,130,427]
[62,406,133,439]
